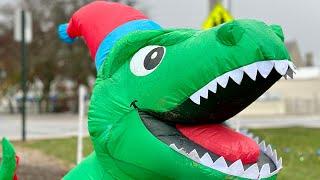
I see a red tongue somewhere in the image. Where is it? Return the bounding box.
[176,124,260,164]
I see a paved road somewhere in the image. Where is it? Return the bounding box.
[0,113,319,140]
[0,114,88,140]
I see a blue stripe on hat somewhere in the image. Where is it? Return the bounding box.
[95,19,162,71]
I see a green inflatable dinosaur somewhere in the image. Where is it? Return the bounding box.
[58,1,295,179]
[0,138,17,180]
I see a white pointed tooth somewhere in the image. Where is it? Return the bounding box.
[188,149,200,162]
[242,63,258,81]
[266,144,274,157]
[169,144,179,151]
[288,61,297,73]
[190,93,201,105]
[274,60,289,75]
[212,157,229,173]
[270,168,281,176]
[229,69,244,85]
[254,137,259,143]
[178,148,188,156]
[241,163,259,179]
[257,61,274,78]
[216,74,229,88]
[207,80,217,93]
[259,141,267,152]
[246,133,254,138]
[200,153,214,167]
[240,129,249,134]
[271,157,283,176]
[259,164,271,178]
[286,67,294,79]
[197,87,209,99]
[277,157,283,168]
[271,150,278,163]
[228,160,244,176]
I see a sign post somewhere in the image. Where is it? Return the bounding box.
[77,85,86,164]
[203,2,233,29]
[14,9,32,141]
[209,0,218,11]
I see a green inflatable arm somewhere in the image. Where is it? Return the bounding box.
[0,138,17,180]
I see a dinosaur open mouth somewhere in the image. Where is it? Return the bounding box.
[140,60,295,179]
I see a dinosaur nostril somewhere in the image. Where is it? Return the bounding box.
[270,24,284,42]
[217,21,244,46]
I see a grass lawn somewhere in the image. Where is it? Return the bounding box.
[13,137,93,165]
[9,127,320,179]
[251,128,320,180]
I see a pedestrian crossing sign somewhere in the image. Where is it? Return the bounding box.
[202,3,233,29]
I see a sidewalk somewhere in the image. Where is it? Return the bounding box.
[0,113,88,140]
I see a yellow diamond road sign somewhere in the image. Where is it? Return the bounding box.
[202,3,233,29]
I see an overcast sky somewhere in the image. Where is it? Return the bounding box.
[142,0,320,62]
[1,0,319,62]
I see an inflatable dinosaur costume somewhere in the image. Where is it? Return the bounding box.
[59,1,295,179]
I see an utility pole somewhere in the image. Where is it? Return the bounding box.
[21,10,27,141]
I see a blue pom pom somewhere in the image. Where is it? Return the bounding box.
[58,23,76,44]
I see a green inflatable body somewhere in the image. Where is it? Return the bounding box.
[58,1,295,180]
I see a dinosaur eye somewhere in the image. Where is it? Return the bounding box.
[130,45,166,76]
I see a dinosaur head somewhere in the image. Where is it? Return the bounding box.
[59,2,294,179]
[92,19,293,180]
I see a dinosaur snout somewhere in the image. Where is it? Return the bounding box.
[217,21,244,46]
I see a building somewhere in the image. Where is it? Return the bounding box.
[240,67,320,116]
[285,41,304,67]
